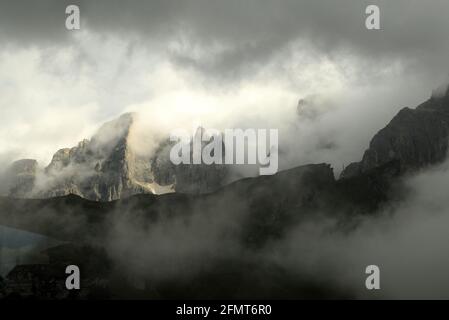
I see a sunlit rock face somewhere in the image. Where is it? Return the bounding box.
[35,113,159,201]
[5,113,228,201]
[341,88,449,179]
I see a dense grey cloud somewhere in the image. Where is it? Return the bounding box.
[1,0,449,80]
[0,0,78,45]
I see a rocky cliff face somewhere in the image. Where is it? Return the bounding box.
[151,127,229,194]
[4,113,228,201]
[341,86,449,178]
[34,113,159,201]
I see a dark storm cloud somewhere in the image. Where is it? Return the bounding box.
[0,0,81,46]
[1,0,449,79]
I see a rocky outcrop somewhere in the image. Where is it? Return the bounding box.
[33,113,160,201]
[341,86,449,178]
[151,127,229,194]
[5,113,229,201]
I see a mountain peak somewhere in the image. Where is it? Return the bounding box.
[4,112,228,201]
[90,112,135,148]
[341,88,449,179]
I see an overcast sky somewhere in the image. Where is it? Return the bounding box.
[1,0,449,170]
